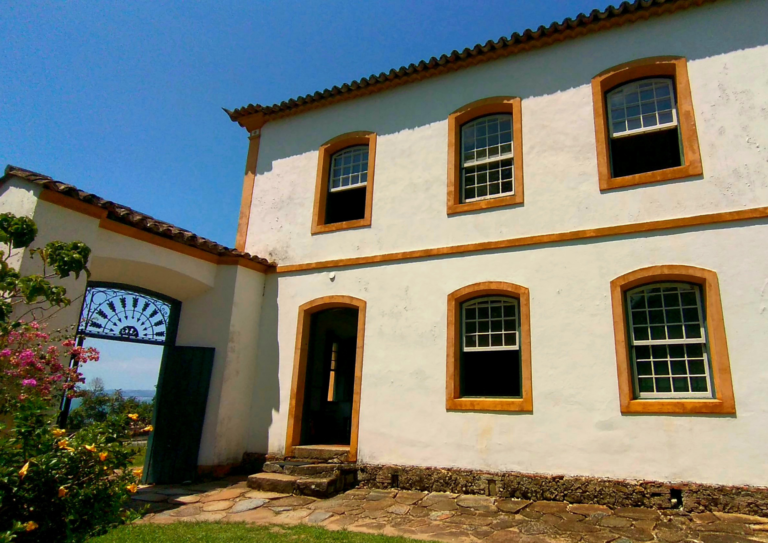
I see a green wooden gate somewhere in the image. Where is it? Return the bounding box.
[144,346,215,484]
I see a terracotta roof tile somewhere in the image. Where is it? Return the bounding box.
[2,165,274,269]
[226,0,713,126]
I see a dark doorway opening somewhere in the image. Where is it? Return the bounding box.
[300,308,358,446]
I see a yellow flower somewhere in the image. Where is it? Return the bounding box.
[126,483,138,494]
[51,428,66,437]
[19,462,30,480]
[56,439,69,449]
[127,413,139,421]
[58,487,68,498]
[141,425,154,433]
[99,452,108,461]
[84,444,96,453]
[25,521,38,532]
[132,468,143,478]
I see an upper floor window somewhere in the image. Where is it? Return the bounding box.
[610,265,735,415]
[461,115,514,203]
[311,132,377,235]
[446,282,532,412]
[607,78,682,179]
[592,57,702,191]
[447,97,524,215]
[325,145,369,224]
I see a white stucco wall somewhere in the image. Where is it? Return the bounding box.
[254,222,768,487]
[243,0,768,267]
[177,264,265,466]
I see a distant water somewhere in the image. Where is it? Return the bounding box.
[69,389,155,411]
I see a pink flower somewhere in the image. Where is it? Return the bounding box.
[0,349,11,357]
[62,340,75,348]
[21,379,37,387]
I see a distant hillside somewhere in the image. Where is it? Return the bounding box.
[108,389,155,401]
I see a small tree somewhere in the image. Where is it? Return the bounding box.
[0,212,141,543]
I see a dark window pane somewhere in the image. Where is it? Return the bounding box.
[461,350,521,398]
[665,308,682,324]
[610,127,682,178]
[466,322,477,334]
[651,345,667,359]
[690,377,709,392]
[638,378,655,393]
[685,324,702,338]
[686,344,703,358]
[680,291,697,306]
[630,295,646,309]
[688,359,705,375]
[667,325,684,340]
[466,308,476,320]
[668,344,685,358]
[634,327,650,341]
[672,378,690,392]
[635,345,651,360]
[649,310,664,324]
[324,186,367,225]
[478,321,490,333]
[671,360,687,375]
[663,293,680,307]
[682,308,700,323]
[491,320,502,332]
[647,295,663,309]
[632,311,648,325]
[655,377,672,393]
[636,361,652,376]
[650,326,666,340]
[653,360,670,376]
[478,307,489,319]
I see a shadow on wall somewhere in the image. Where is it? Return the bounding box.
[255,0,768,176]
[247,273,281,454]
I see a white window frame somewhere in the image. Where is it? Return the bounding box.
[462,296,519,353]
[329,145,368,193]
[626,282,714,400]
[607,78,678,139]
[460,114,515,203]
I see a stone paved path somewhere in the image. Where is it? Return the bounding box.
[133,479,768,542]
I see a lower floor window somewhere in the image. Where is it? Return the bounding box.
[626,282,713,399]
[461,296,521,398]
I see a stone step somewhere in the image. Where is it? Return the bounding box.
[292,444,350,462]
[247,473,299,494]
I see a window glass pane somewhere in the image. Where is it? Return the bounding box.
[463,297,519,352]
[329,146,369,193]
[607,79,677,137]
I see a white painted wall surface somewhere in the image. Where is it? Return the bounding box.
[243,0,768,266]
[252,222,768,486]
[177,264,265,466]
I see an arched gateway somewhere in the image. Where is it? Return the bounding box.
[64,282,215,485]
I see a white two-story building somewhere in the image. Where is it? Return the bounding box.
[3,0,768,514]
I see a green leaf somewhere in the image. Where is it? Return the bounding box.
[0,213,37,249]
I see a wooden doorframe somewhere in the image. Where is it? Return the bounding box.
[285,295,367,461]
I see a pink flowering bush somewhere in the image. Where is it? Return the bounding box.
[0,213,141,542]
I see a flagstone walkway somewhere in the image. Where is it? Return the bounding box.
[132,479,768,543]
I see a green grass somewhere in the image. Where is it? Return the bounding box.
[90,523,421,543]
[129,446,147,468]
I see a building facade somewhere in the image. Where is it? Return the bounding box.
[3,0,768,505]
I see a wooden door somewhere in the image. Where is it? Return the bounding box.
[144,346,215,484]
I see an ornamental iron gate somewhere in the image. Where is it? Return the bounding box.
[77,284,174,345]
[66,282,215,484]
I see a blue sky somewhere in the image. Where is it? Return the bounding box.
[1,0,602,250]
